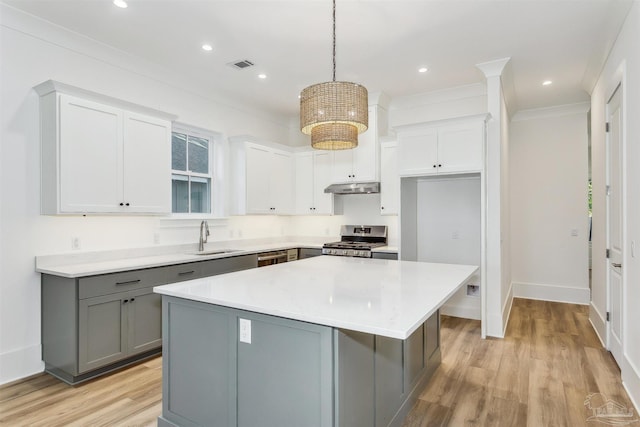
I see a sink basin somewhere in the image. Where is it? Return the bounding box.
[190,249,240,256]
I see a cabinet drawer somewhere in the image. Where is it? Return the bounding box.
[80,270,157,299]
[79,263,202,299]
[199,254,257,277]
[152,263,204,286]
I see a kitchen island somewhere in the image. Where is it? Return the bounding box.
[154,256,478,427]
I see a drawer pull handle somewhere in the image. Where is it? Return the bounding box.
[115,279,141,286]
[178,270,195,276]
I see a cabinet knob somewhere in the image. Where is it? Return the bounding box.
[381,206,385,210]
[125,202,130,207]
[433,165,437,168]
[438,164,442,168]
[119,202,124,206]
[130,298,135,302]
[123,299,129,304]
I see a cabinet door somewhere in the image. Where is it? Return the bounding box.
[237,314,333,427]
[270,151,293,214]
[59,94,123,213]
[331,149,354,183]
[128,288,162,355]
[397,129,438,176]
[78,293,127,373]
[245,145,272,214]
[437,122,484,174]
[380,142,399,215]
[352,107,378,182]
[294,152,314,214]
[122,112,171,213]
[313,151,333,214]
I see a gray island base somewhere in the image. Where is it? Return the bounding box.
[158,296,440,427]
[154,256,478,427]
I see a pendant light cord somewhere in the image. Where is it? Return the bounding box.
[332,0,336,82]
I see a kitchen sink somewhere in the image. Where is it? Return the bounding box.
[190,249,241,256]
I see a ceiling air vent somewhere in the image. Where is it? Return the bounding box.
[227,60,255,70]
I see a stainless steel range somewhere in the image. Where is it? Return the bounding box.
[322,225,388,258]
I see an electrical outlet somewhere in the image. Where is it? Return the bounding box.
[71,237,81,250]
[239,318,251,344]
[153,233,160,244]
[571,229,578,237]
[466,284,480,297]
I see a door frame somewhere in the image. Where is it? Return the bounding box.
[604,62,627,364]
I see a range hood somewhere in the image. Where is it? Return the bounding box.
[324,182,380,194]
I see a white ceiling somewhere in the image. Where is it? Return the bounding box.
[3,0,633,119]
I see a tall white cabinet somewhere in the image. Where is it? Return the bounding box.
[35,81,175,215]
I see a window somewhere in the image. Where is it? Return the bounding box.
[171,128,213,214]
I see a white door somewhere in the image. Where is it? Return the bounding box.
[606,84,624,365]
[270,151,294,214]
[437,122,484,174]
[294,152,314,214]
[380,142,399,215]
[245,144,272,214]
[313,151,334,214]
[59,95,122,213]
[122,112,171,213]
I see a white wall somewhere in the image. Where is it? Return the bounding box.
[510,105,590,304]
[416,177,482,319]
[590,1,640,410]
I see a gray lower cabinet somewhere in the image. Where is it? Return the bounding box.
[159,296,440,427]
[42,254,258,384]
[78,286,161,374]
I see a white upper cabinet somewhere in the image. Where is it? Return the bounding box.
[231,141,294,215]
[380,141,399,215]
[396,116,485,177]
[331,106,380,183]
[295,151,333,215]
[36,81,174,215]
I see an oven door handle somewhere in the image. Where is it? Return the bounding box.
[257,253,288,262]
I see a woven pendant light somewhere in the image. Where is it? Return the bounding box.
[300,0,368,150]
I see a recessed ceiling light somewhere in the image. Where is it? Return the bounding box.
[113,0,128,8]
[258,74,267,79]
[202,44,213,51]
[418,67,428,73]
[542,80,553,86]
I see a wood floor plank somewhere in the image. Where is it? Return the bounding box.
[0,298,635,426]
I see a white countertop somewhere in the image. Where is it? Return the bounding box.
[154,256,478,340]
[35,239,398,278]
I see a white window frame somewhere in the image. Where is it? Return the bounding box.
[170,123,224,219]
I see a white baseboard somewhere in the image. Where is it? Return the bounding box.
[441,303,481,320]
[512,281,590,305]
[622,356,640,415]
[589,302,606,347]
[0,344,44,386]
[502,283,514,336]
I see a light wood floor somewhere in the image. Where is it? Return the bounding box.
[0,298,634,426]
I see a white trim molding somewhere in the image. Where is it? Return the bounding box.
[589,301,607,347]
[0,345,44,386]
[513,281,591,305]
[512,102,591,122]
[623,356,640,416]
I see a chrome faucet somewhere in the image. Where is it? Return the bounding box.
[198,220,210,252]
